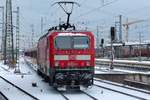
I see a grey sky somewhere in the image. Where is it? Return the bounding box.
[0,0,150,47]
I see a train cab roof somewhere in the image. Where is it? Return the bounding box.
[39,30,94,41]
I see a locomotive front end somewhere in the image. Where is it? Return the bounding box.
[52,32,95,90]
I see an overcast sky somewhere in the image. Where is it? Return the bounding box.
[0,0,150,47]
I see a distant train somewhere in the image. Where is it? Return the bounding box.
[95,44,150,58]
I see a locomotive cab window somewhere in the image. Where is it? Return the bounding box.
[54,36,90,49]
[55,36,72,49]
[73,36,90,49]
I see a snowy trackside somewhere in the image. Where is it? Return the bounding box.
[0,58,65,100]
[94,80,150,100]
[95,59,150,74]
[96,58,150,67]
[95,65,149,74]
[0,57,150,100]
[0,77,33,100]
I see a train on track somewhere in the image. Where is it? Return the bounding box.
[25,31,95,90]
[38,30,95,90]
[25,1,95,90]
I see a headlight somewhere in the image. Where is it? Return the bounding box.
[86,62,90,66]
[55,62,59,66]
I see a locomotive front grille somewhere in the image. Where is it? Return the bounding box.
[54,71,94,87]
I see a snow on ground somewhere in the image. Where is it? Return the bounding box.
[94,80,150,100]
[95,65,134,74]
[62,91,95,100]
[96,58,150,65]
[0,57,150,100]
[96,59,150,74]
[94,78,150,94]
[95,64,150,74]
[84,85,137,100]
[0,61,11,73]
[0,74,66,100]
[0,58,66,100]
[0,78,33,100]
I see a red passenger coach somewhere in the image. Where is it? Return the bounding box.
[37,31,95,90]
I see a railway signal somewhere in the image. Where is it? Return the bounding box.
[110,26,116,42]
[101,38,104,46]
[110,26,116,69]
[100,38,104,57]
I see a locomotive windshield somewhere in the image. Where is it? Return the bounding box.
[73,36,89,49]
[55,36,72,49]
[55,36,90,49]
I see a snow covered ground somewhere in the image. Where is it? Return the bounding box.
[95,59,150,74]
[96,59,150,65]
[0,58,65,100]
[0,57,150,100]
[96,59,150,73]
[95,65,150,74]
[0,77,34,100]
[94,80,150,100]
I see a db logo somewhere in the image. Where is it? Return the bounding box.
[69,55,76,60]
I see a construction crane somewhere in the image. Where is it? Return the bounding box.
[123,19,145,42]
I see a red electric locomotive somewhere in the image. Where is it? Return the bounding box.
[37,31,95,90]
[36,1,95,90]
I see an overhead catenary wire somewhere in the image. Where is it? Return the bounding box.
[74,0,119,19]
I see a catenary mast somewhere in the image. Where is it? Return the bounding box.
[4,0,15,66]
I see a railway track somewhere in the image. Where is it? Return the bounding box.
[95,59,150,71]
[24,59,37,72]
[25,58,149,100]
[55,89,98,100]
[81,91,98,100]
[25,59,98,100]
[0,66,9,72]
[0,91,8,100]
[55,89,70,100]
[94,79,149,100]
[0,76,39,100]
[94,78,150,95]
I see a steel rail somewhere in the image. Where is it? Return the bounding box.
[0,91,9,100]
[94,79,150,95]
[24,59,37,72]
[55,90,70,100]
[81,91,98,100]
[94,83,148,100]
[0,76,39,100]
